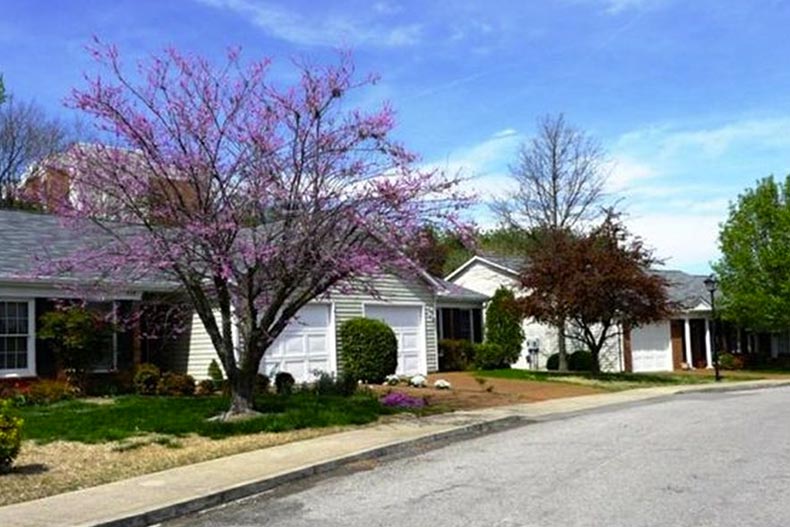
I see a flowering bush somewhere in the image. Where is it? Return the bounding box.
[433,379,452,390]
[409,374,427,387]
[379,392,426,409]
[384,374,400,386]
[0,399,23,473]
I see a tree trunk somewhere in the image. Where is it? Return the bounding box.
[590,348,601,374]
[225,367,256,417]
[557,318,568,371]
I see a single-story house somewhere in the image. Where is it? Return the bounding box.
[445,254,769,373]
[0,208,487,383]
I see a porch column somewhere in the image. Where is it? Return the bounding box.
[684,318,693,368]
[704,318,713,368]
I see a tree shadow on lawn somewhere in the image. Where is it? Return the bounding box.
[9,463,49,476]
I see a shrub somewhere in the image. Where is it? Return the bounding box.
[195,379,216,396]
[438,339,475,371]
[484,287,524,364]
[0,380,32,406]
[133,363,161,395]
[546,353,560,371]
[313,372,357,397]
[434,379,452,390]
[274,372,295,395]
[207,359,224,388]
[409,374,427,387]
[473,342,511,370]
[156,372,196,396]
[26,380,77,405]
[0,399,23,473]
[38,305,114,390]
[339,318,398,384]
[568,350,594,372]
[384,374,400,386]
[255,374,271,395]
[718,352,745,370]
[85,370,134,396]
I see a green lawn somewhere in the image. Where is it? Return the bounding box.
[18,392,391,444]
[475,369,763,391]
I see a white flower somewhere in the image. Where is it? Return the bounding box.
[434,379,452,390]
[409,374,427,387]
[384,374,400,386]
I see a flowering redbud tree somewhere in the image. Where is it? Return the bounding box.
[50,42,466,416]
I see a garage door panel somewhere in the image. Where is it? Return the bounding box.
[260,304,333,382]
[366,305,421,327]
[364,304,424,376]
[285,304,330,329]
[402,333,419,350]
[631,322,672,373]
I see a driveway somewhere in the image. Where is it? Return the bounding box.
[166,387,790,527]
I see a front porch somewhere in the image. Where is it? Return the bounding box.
[669,318,714,370]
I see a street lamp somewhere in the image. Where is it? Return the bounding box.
[703,274,721,382]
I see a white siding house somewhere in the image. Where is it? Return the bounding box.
[445,255,724,373]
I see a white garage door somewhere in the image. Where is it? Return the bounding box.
[260,304,333,382]
[631,321,673,372]
[364,304,424,375]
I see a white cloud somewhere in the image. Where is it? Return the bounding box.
[197,0,421,48]
[604,116,790,273]
[605,155,657,193]
[626,211,722,273]
[423,128,522,201]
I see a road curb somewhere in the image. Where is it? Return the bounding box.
[92,414,527,527]
[674,379,790,395]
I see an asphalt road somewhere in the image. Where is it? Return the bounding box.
[167,387,790,527]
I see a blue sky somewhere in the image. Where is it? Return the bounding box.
[3,0,790,273]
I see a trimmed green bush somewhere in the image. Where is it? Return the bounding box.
[0,399,23,473]
[133,363,161,395]
[439,339,475,371]
[568,350,594,372]
[275,372,295,395]
[473,342,510,370]
[312,372,358,397]
[339,318,398,383]
[255,374,271,395]
[546,353,560,371]
[484,287,524,366]
[718,352,744,370]
[207,359,224,388]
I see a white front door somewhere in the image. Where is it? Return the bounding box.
[260,304,333,382]
[364,304,424,375]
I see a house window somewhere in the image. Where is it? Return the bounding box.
[86,302,118,372]
[438,308,483,343]
[0,300,35,376]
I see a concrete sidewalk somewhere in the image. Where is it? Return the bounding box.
[2,379,787,527]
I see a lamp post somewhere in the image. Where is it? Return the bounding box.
[703,274,721,382]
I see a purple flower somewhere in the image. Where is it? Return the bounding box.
[379,391,426,409]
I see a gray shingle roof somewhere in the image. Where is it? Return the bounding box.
[477,253,527,275]
[0,209,170,290]
[654,269,713,310]
[1,209,92,281]
[434,277,489,303]
[471,252,712,311]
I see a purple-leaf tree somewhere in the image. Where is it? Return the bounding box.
[46,41,466,416]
